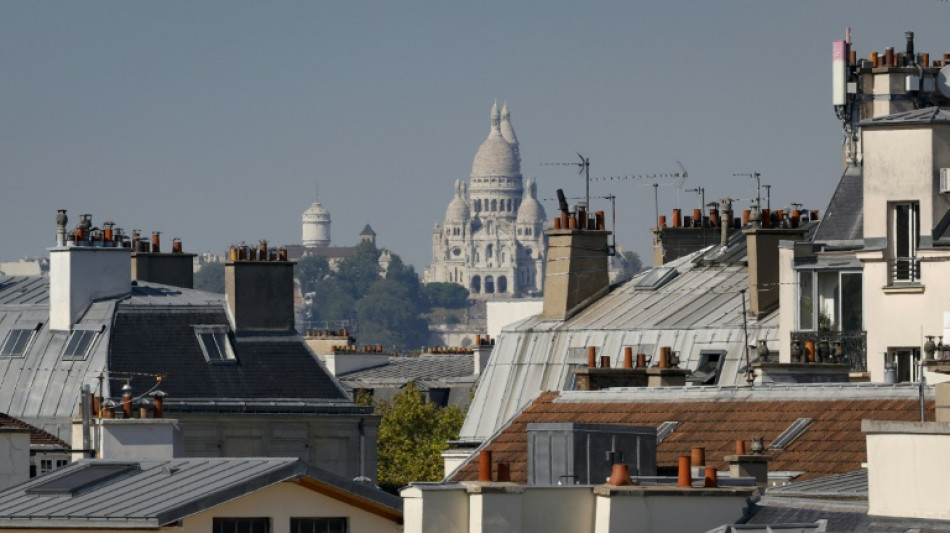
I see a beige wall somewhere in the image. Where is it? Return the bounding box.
[865,420,950,520]
[777,243,797,363]
[862,127,934,241]
[402,482,752,533]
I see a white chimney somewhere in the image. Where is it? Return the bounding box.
[49,212,131,331]
[0,428,30,490]
[72,419,183,461]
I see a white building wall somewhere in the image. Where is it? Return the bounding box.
[49,247,130,331]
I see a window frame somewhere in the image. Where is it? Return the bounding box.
[890,201,920,283]
[797,270,863,332]
[193,325,238,365]
[0,325,40,358]
[62,327,102,361]
[212,517,270,533]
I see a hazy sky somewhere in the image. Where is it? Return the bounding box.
[2,1,949,270]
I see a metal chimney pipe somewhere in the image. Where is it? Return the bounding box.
[122,383,133,419]
[56,210,68,247]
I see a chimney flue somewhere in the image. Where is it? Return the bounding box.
[151,232,160,253]
[678,456,691,487]
[478,449,493,482]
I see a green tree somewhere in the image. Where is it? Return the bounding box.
[194,262,225,293]
[621,250,644,279]
[421,282,470,309]
[376,382,465,492]
[356,279,428,349]
[309,278,357,324]
[295,254,330,294]
[336,241,381,300]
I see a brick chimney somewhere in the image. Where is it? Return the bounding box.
[49,211,131,331]
[744,227,806,319]
[225,243,295,333]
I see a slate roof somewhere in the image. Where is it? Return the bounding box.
[813,165,863,244]
[450,387,934,484]
[0,457,402,528]
[338,354,474,385]
[0,413,69,448]
[860,106,950,127]
[109,309,348,402]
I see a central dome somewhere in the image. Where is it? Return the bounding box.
[471,102,521,178]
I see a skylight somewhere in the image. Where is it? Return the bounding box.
[0,328,38,357]
[194,325,237,364]
[656,421,679,443]
[62,330,98,361]
[28,463,137,495]
[634,267,678,291]
[770,418,814,450]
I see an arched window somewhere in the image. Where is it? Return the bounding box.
[498,276,507,293]
[507,199,512,211]
[471,276,481,294]
[499,249,505,263]
[485,275,495,294]
[491,199,497,212]
[474,199,481,212]
[486,244,493,259]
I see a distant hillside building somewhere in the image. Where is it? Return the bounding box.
[424,102,547,298]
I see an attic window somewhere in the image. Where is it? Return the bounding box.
[686,350,725,385]
[656,421,680,443]
[194,325,237,364]
[28,463,137,494]
[0,326,40,357]
[770,418,813,450]
[62,329,100,361]
[634,267,678,291]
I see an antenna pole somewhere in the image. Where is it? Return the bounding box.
[764,184,771,211]
[653,183,659,230]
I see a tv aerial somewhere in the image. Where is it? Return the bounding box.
[590,161,688,232]
[541,153,591,209]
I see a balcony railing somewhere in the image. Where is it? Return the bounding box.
[889,257,920,284]
[789,330,867,372]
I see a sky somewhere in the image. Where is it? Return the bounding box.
[2,1,949,271]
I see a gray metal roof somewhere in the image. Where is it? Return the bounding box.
[460,243,784,442]
[766,470,867,499]
[339,354,474,385]
[0,277,357,441]
[0,457,401,528]
[813,165,863,244]
[860,106,950,127]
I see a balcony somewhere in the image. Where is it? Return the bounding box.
[889,257,921,284]
[789,330,867,372]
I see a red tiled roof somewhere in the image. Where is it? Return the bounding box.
[451,392,933,483]
[0,413,70,448]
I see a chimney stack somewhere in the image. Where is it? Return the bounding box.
[744,226,806,318]
[49,211,131,331]
[131,234,196,289]
[225,242,295,333]
[541,191,611,320]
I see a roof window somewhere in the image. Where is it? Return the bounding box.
[62,328,101,361]
[633,266,678,291]
[194,325,237,364]
[770,418,813,450]
[0,325,40,357]
[656,421,679,443]
[28,463,137,495]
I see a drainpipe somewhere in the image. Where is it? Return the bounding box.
[81,384,91,458]
[358,417,366,480]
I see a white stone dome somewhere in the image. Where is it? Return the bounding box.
[302,202,331,247]
[471,102,520,178]
[517,179,546,224]
[303,202,330,219]
[445,180,471,222]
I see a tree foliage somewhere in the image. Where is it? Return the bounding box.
[295,255,330,295]
[376,382,464,491]
[621,250,644,279]
[194,262,225,293]
[421,282,470,309]
[296,241,429,350]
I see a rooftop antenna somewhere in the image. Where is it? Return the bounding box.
[590,161,687,231]
[734,171,762,224]
[542,153,591,209]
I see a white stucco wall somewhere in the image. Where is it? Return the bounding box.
[49,247,130,331]
[865,420,950,520]
[777,243,796,363]
[486,299,543,338]
[0,429,30,491]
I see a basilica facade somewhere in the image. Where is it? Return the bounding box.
[424,103,547,298]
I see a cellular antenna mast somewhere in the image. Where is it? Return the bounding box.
[542,153,591,209]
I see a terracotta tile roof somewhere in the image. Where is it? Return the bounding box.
[450,391,933,484]
[0,413,70,448]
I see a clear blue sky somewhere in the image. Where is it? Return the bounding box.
[2,1,948,270]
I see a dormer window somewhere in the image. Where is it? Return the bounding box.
[194,325,237,364]
[891,201,920,283]
[62,327,102,361]
[0,324,41,357]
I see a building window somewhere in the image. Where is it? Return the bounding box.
[194,326,237,364]
[290,518,348,533]
[888,348,920,383]
[797,270,862,332]
[497,276,507,293]
[474,199,481,212]
[486,244,493,259]
[213,518,270,533]
[0,326,39,357]
[471,276,481,294]
[891,202,920,283]
[485,275,495,294]
[62,329,100,361]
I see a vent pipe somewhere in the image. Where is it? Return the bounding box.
[719,198,732,247]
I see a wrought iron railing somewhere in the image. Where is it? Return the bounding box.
[889,257,920,284]
[789,330,867,372]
